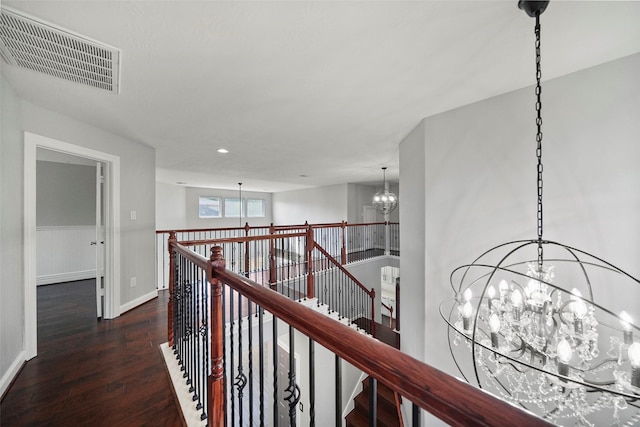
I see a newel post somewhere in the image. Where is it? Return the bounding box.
[306,223,315,299]
[167,231,177,347]
[341,221,347,265]
[209,246,226,427]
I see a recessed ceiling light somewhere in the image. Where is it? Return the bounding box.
[217,148,229,154]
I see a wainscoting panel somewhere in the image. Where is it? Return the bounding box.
[36,226,97,285]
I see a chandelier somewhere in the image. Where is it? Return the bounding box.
[440,2,640,426]
[373,167,398,216]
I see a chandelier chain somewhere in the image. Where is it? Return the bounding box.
[535,13,544,267]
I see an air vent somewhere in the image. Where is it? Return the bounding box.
[0,7,120,93]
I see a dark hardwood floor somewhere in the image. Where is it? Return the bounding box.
[0,280,183,427]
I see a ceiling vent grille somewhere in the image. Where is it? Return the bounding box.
[0,7,120,93]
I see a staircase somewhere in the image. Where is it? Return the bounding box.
[346,377,402,427]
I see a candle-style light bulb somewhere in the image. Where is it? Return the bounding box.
[572,297,587,335]
[629,342,640,388]
[463,288,472,303]
[489,313,501,348]
[620,311,634,344]
[487,285,496,310]
[511,289,523,321]
[570,288,582,299]
[499,280,509,300]
[462,301,473,331]
[557,338,573,380]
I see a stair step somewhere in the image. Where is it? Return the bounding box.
[353,392,401,427]
[361,377,398,407]
[345,407,369,427]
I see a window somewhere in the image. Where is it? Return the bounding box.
[198,196,221,218]
[224,198,243,218]
[247,198,266,218]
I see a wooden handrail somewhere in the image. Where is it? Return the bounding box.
[177,231,306,247]
[210,263,553,427]
[157,221,391,235]
[171,241,210,268]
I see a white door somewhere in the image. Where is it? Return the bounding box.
[95,162,106,318]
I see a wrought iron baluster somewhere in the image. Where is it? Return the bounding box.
[229,287,235,424]
[222,281,228,425]
[369,376,377,427]
[284,325,300,427]
[235,292,247,427]
[412,402,421,427]
[309,338,315,427]
[248,297,254,426]
[273,315,278,427]
[259,306,265,427]
[335,355,342,427]
[199,268,208,421]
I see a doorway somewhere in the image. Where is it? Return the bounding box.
[35,149,105,319]
[24,132,121,360]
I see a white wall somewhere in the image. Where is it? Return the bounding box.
[345,256,400,324]
[156,182,186,230]
[286,326,363,427]
[0,74,25,395]
[273,184,348,225]
[398,119,427,365]
[20,101,157,307]
[400,52,640,384]
[36,161,96,226]
[346,183,399,224]
[0,73,158,392]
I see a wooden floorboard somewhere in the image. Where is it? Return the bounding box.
[0,280,183,427]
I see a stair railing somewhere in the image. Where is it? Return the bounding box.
[310,237,375,326]
[172,224,377,326]
[167,242,553,427]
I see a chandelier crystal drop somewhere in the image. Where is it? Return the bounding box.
[373,167,398,216]
[440,2,640,426]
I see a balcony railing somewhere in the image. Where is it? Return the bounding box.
[156,221,400,290]
[167,240,552,427]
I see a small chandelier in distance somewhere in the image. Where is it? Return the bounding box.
[373,167,398,216]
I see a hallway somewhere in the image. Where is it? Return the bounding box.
[0,281,182,426]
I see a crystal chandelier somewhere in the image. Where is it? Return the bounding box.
[373,167,398,216]
[440,2,640,426]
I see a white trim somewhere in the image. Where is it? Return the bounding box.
[24,132,121,360]
[160,343,207,427]
[119,289,158,314]
[342,371,368,421]
[37,271,96,286]
[0,350,25,398]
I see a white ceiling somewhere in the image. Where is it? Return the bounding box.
[2,1,640,192]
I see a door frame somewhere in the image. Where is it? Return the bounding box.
[24,132,121,360]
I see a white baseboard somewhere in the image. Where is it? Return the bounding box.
[120,289,158,314]
[36,270,95,286]
[0,350,25,399]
